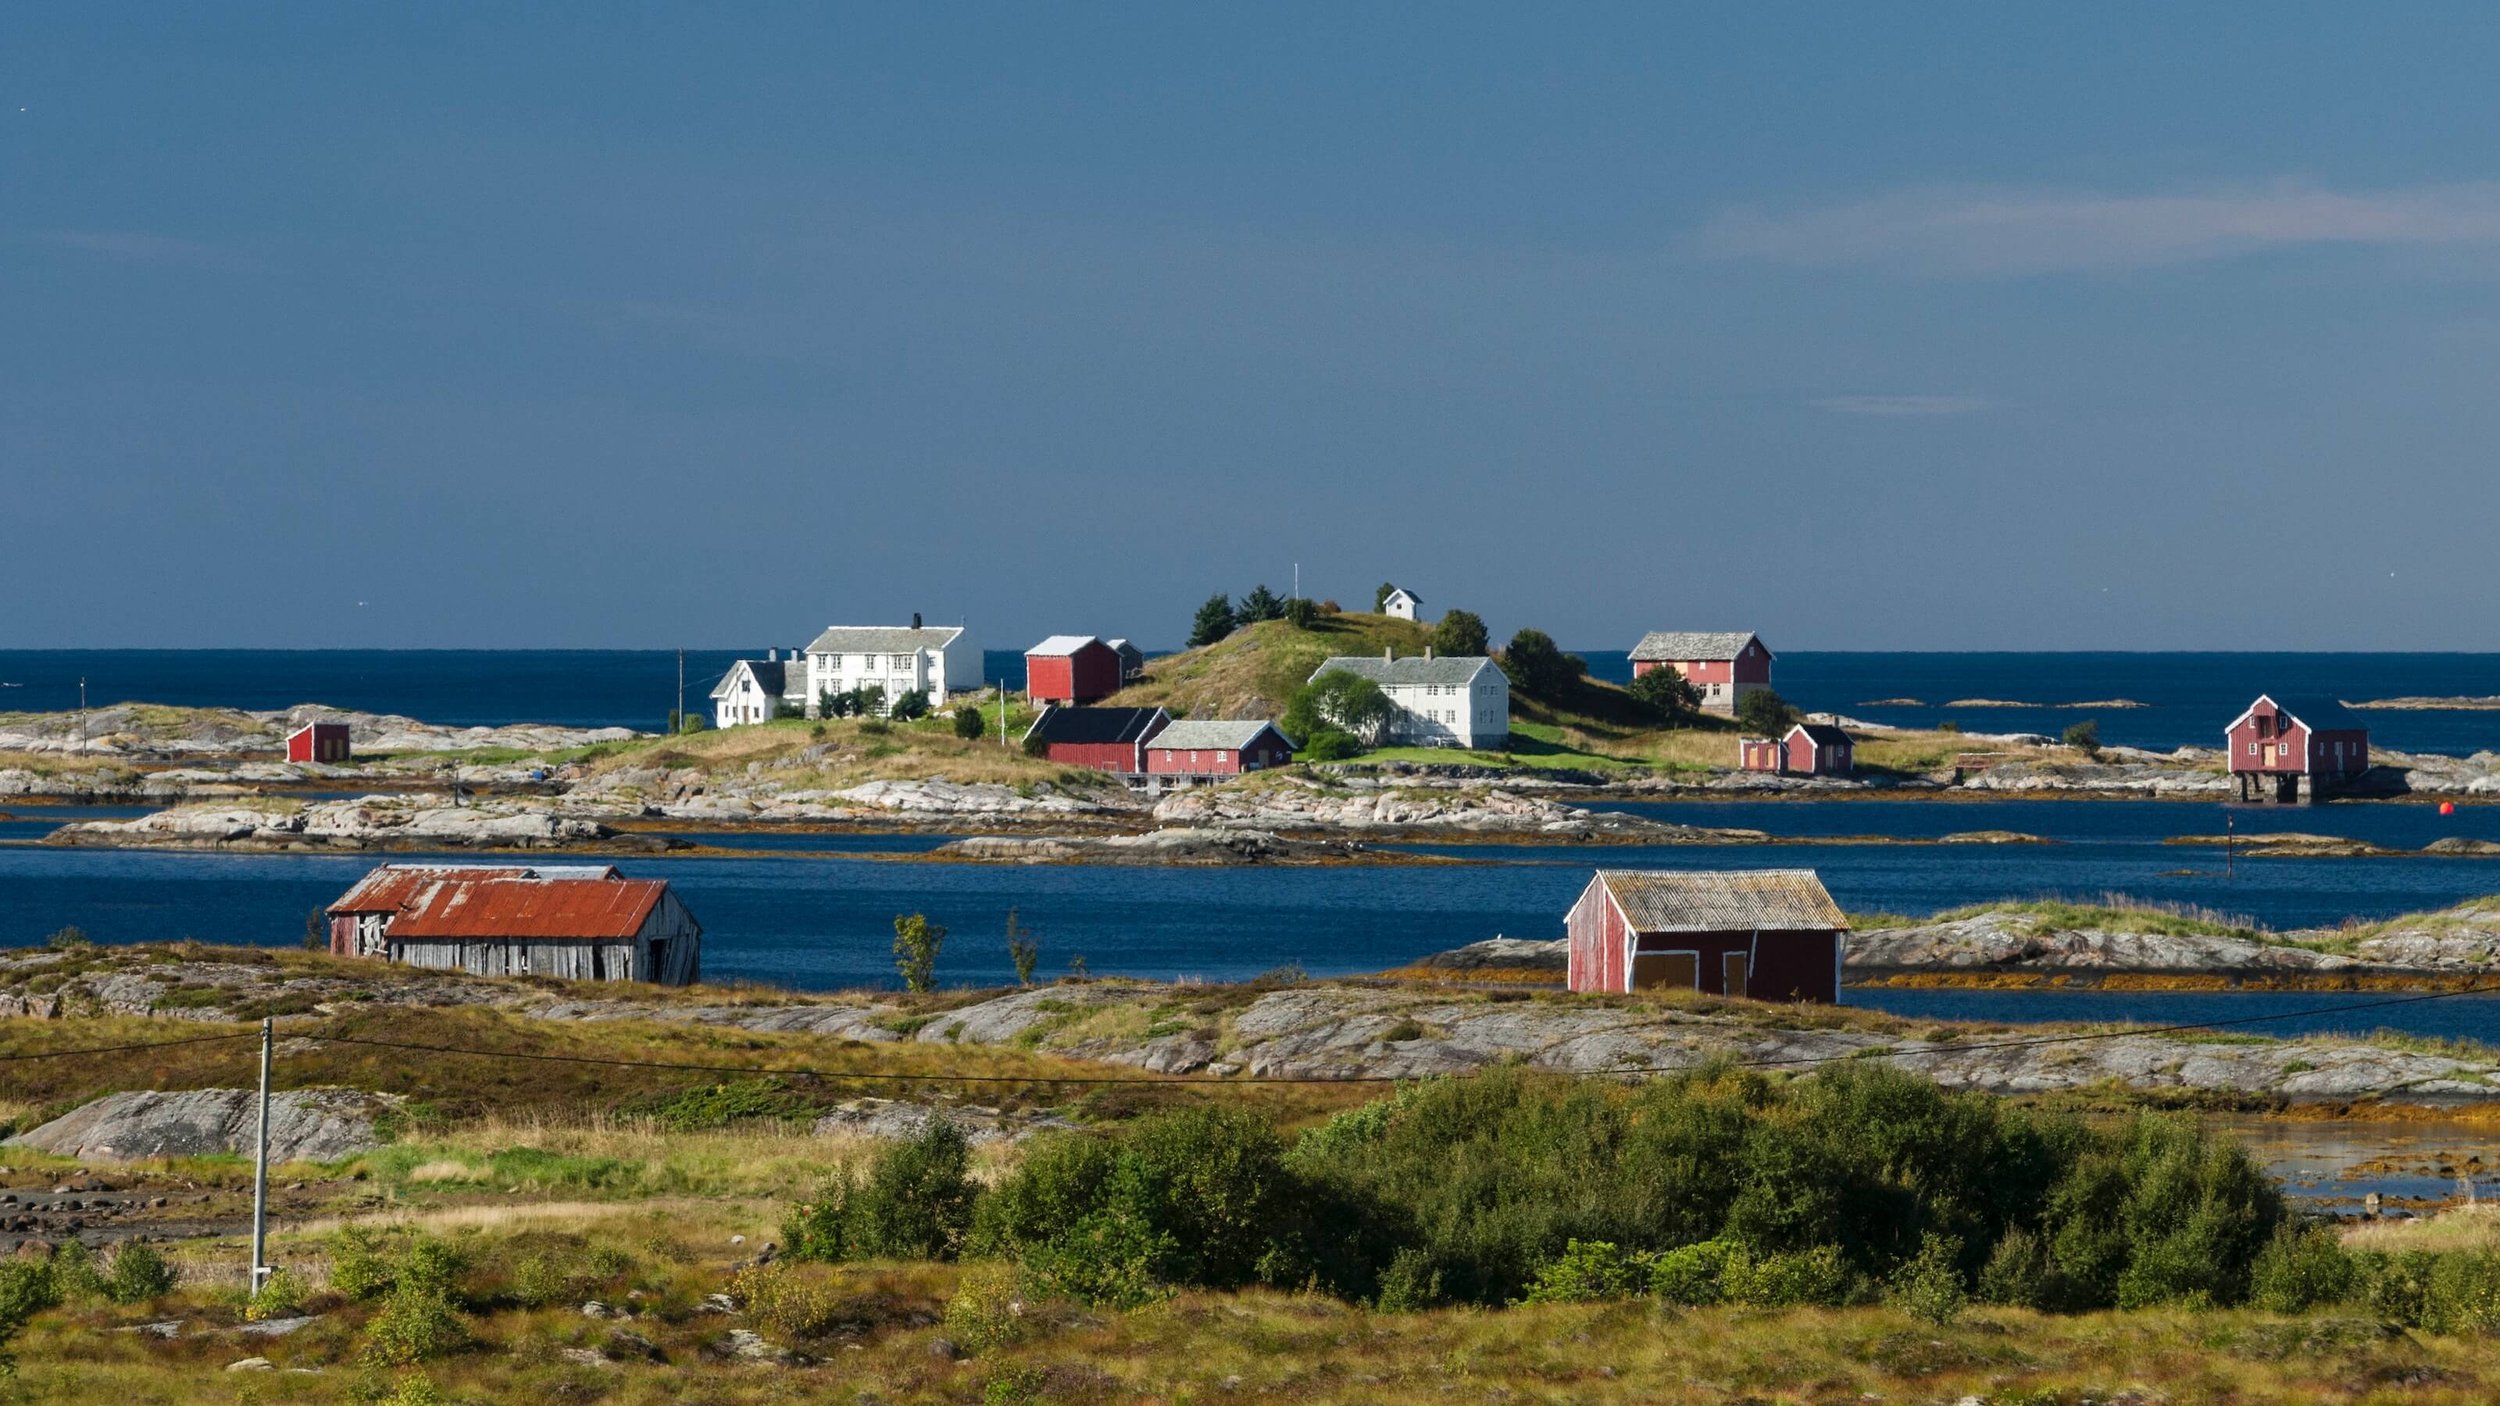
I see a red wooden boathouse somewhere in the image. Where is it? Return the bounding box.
[1739,722,1852,777]
[1141,719,1295,786]
[2225,695,2369,804]
[1565,868,1847,1002]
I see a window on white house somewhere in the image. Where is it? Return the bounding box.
[824,655,842,669]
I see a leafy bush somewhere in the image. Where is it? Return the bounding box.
[890,689,931,722]
[1886,1232,1969,1325]
[1285,671,1395,750]
[1650,1239,1737,1306]
[729,1261,847,1342]
[943,1263,1034,1355]
[1018,1209,1172,1310]
[1296,728,1361,762]
[2063,720,2101,754]
[45,1242,104,1303]
[331,1227,397,1302]
[507,1254,568,1309]
[1628,667,1704,719]
[1282,596,1319,629]
[1519,1239,1649,1304]
[44,926,92,950]
[2423,1248,2500,1335]
[637,1077,817,1131]
[785,1122,979,1263]
[104,1244,175,1304]
[1498,630,1578,700]
[361,1286,469,1365]
[1723,1244,1854,1307]
[953,706,985,739]
[245,1267,306,1321]
[2249,1222,2359,1313]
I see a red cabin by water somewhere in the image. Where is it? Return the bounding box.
[2225,694,2369,804]
[1022,705,1171,774]
[1025,635,1124,706]
[1565,868,1847,1003]
[1140,719,1295,785]
[1739,722,1852,777]
[1626,631,1773,716]
[287,722,351,764]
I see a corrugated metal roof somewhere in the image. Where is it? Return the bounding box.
[1145,719,1282,752]
[1594,869,1848,933]
[1026,634,1104,656]
[329,864,617,915]
[802,624,965,655]
[1628,631,1764,662]
[1311,655,1503,688]
[388,872,671,941]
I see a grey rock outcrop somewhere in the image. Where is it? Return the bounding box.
[7,1088,396,1163]
[1152,776,1757,840]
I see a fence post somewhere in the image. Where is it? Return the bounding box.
[250,1016,273,1292]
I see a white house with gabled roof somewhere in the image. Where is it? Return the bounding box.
[1309,648,1508,749]
[1381,585,1423,621]
[801,615,980,714]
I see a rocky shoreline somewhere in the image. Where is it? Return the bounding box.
[8,942,2498,1103]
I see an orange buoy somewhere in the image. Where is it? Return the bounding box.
[2441,801,2457,816]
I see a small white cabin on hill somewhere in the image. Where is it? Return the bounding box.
[1382,586,1423,621]
[711,653,803,729]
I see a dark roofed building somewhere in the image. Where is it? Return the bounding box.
[1565,868,1847,1002]
[1741,722,1854,777]
[1022,705,1172,774]
[327,864,702,985]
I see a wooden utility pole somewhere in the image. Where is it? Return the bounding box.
[2225,811,2235,882]
[77,676,86,754]
[676,649,686,734]
[249,1017,274,1292]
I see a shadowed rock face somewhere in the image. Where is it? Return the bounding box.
[6,1088,395,1163]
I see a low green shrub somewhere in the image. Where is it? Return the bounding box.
[1650,1240,1737,1306]
[785,1121,979,1263]
[331,1227,396,1302]
[1519,1239,1650,1304]
[245,1268,306,1322]
[729,1262,847,1343]
[1723,1244,1854,1307]
[2249,1223,2360,1313]
[104,1244,175,1304]
[1886,1233,1968,1325]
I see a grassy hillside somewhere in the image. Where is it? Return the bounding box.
[1103,612,1434,719]
[574,708,1122,795]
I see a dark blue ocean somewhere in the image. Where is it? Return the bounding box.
[5,649,2500,754]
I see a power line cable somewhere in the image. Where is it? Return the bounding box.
[0,1029,259,1062]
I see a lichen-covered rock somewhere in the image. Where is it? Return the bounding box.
[1152,777,1754,840]
[7,1088,396,1163]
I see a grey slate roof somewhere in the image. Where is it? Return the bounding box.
[1311,655,1505,688]
[1628,631,1764,662]
[709,659,786,700]
[1592,869,1849,933]
[803,624,965,655]
[1145,719,1286,752]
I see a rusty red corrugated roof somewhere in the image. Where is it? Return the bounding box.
[329,865,540,914]
[388,873,668,941]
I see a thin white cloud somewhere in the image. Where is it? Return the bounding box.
[1691,180,2500,276]
[1811,395,1989,417]
[40,229,252,270]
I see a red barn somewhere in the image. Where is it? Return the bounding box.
[325,863,701,985]
[2226,695,2369,804]
[1627,632,1773,716]
[1141,720,1295,785]
[1565,868,1847,1003]
[1022,706,1170,775]
[287,722,351,763]
[1025,636,1124,706]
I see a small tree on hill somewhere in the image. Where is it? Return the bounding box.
[1282,596,1318,629]
[1287,670,1397,748]
[953,705,984,739]
[1238,584,1286,623]
[1627,667,1704,720]
[1499,629,1581,700]
[2064,720,2102,756]
[1006,908,1040,986]
[893,913,947,993]
[1429,609,1489,658]
[1735,688,1799,737]
[1374,582,1397,613]
[891,689,932,722]
[820,688,848,719]
[1188,594,1237,648]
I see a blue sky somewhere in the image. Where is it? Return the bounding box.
[7,5,2500,650]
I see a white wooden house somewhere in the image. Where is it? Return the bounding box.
[800,615,981,715]
[1382,586,1423,621]
[710,653,806,729]
[1309,649,1509,749]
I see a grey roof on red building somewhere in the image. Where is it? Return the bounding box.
[1144,719,1287,753]
[1628,631,1766,662]
[1788,723,1851,746]
[1591,869,1848,934]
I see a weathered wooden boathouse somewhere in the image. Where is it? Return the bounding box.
[1565,868,1847,1003]
[326,864,701,985]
